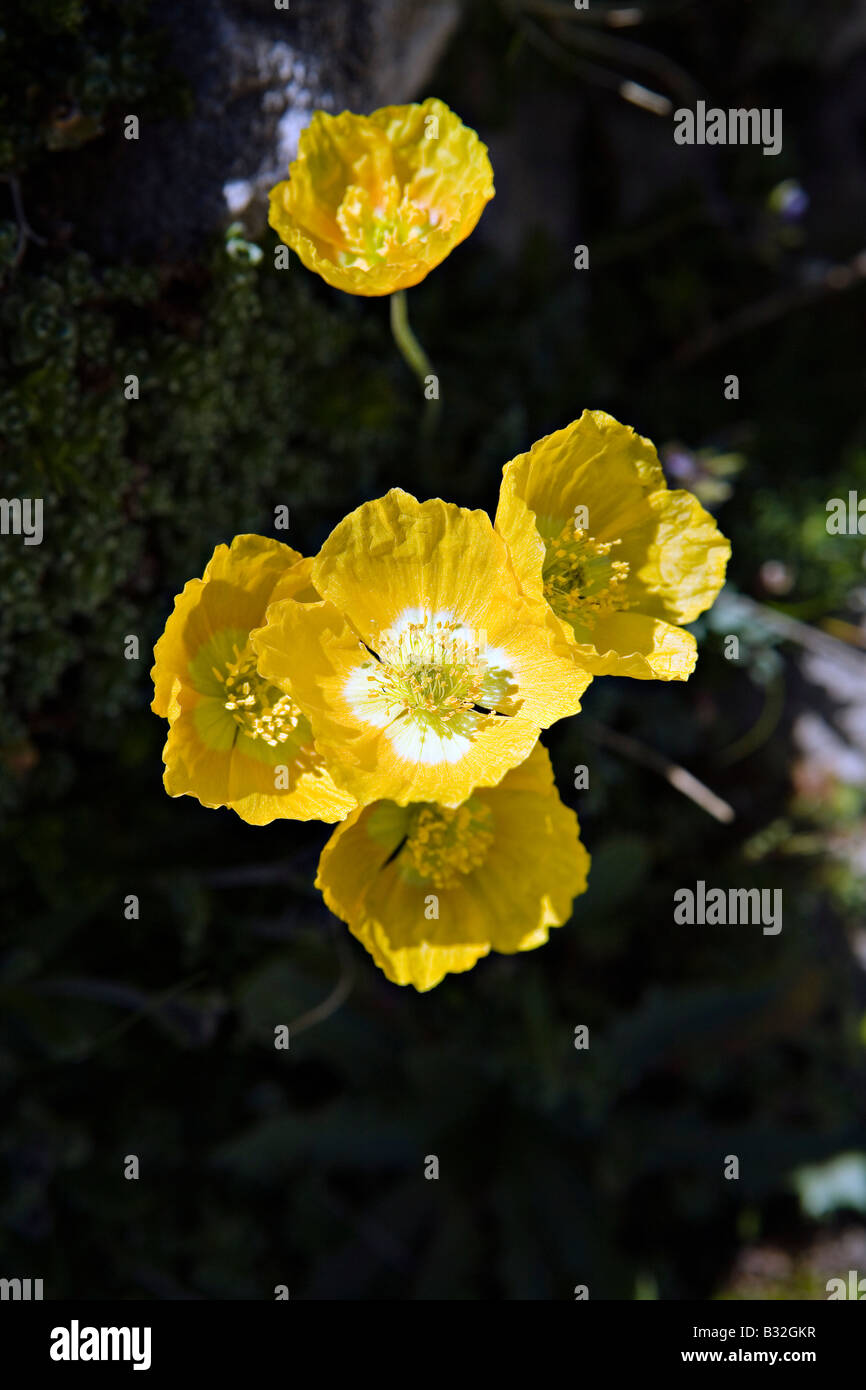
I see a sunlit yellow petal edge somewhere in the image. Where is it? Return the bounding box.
[268,98,495,296]
[316,741,590,990]
[159,688,355,826]
[252,491,591,809]
[150,535,304,718]
[495,410,730,681]
[151,534,354,825]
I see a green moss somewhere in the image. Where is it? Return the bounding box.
[0,0,182,171]
[0,232,407,804]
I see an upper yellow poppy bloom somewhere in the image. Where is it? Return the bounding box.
[316,740,590,991]
[151,534,355,825]
[495,411,731,680]
[268,98,495,296]
[251,490,592,809]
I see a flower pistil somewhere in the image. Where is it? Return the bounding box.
[219,644,303,748]
[542,520,631,625]
[364,615,493,733]
[401,799,495,889]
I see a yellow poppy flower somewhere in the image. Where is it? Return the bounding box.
[316,740,590,991]
[268,97,495,296]
[495,410,731,681]
[151,534,355,825]
[251,490,592,809]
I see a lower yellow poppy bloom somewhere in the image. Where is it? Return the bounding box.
[251,490,592,809]
[268,98,495,296]
[495,410,731,680]
[151,535,355,825]
[316,741,590,991]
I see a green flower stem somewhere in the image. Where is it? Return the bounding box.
[389,288,431,381]
[389,289,439,435]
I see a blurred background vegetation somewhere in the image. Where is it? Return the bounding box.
[1,0,865,1299]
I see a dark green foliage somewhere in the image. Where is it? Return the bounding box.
[0,0,181,171]
[0,239,406,805]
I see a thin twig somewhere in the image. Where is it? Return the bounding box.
[715,591,866,676]
[548,10,700,102]
[583,716,735,822]
[509,0,694,23]
[514,12,651,97]
[503,0,698,108]
[673,249,866,368]
[32,970,214,1057]
[286,923,355,1038]
[1,174,47,272]
[201,855,320,894]
[717,669,786,766]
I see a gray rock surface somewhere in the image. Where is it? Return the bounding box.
[54,0,460,259]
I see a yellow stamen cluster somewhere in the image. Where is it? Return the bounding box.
[336,177,435,268]
[218,646,302,747]
[367,617,491,731]
[404,799,495,889]
[542,519,631,626]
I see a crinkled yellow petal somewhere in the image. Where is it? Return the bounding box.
[268,555,320,605]
[268,98,494,297]
[621,488,731,625]
[497,411,666,556]
[316,742,589,990]
[465,742,589,952]
[151,576,204,719]
[352,923,488,992]
[568,610,698,680]
[495,410,730,681]
[151,534,303,715]
[311,488,591,726]
[201,533,304,589]
[371,99,489,232]
[316,797,489,990]
[253,492,590,805]
[152,535,354,823]
[252,593,553,808]
[352,868,489,991]
[161,685,354,826]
